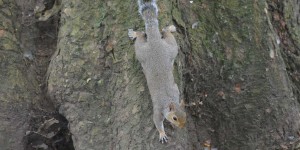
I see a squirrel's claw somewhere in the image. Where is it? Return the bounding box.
[159,132,168,143]
[128,29,137,40]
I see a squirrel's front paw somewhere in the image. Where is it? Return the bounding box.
[159,132,168,143]
[128,29,137,40]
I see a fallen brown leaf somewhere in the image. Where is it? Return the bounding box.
[0,30,5,37]
[203,139,211,147]
[234,83,241,93]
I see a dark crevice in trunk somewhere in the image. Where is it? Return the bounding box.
[266,0,300,102]
[25,113,75,150]
[14,0,75,149]
[25,16,75,150]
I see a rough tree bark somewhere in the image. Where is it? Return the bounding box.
[183,0,300,149]
[47,0,188,149]
[0,0,40,149]
[0,0,299,149]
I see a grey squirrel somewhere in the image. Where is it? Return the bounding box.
[128,0,186,143]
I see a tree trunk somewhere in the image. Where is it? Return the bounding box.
[0,0,39,149]
[47,0,188,149]
[0,0,299,149]
[182,0,300,149]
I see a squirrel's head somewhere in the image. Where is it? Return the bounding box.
[166,100,186,128]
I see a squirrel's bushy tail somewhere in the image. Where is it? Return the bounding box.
[138,0,158,29]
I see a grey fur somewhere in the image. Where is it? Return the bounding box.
[129,0,185,143]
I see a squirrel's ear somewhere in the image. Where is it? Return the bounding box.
[180,99,185,109]
[169,102,175,111]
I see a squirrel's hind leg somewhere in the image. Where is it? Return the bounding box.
[166,25,176,32]
[162,25,177,45]
[128,29,146,41]
[128,29,137,40]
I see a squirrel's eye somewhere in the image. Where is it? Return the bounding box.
[173,116,177,121]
